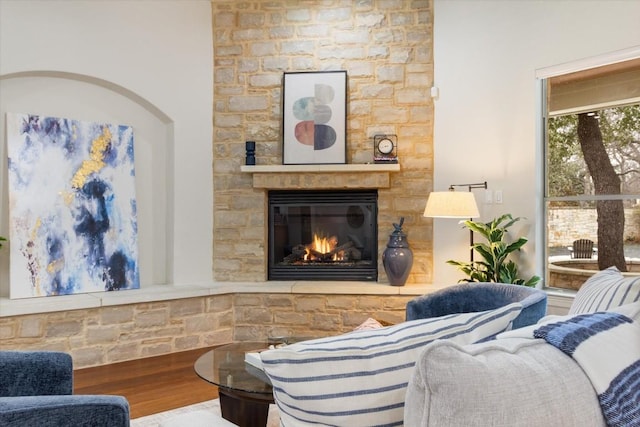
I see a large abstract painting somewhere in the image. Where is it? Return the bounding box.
[6,113,140,298]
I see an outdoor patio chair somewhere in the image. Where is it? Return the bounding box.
[569,239,596,259]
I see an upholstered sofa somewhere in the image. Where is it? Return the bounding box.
[0,350,130,427]
[405,266,640,426]
[261,268,640,426]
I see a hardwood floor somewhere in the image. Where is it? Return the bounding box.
[74,347,220,419]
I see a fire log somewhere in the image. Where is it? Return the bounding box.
[283,245,308,263]
[307,241,354,260]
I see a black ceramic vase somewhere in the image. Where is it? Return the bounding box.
[382,217,413,286]
[245,141,256,165]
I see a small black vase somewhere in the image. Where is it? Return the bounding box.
[382,217,413,286]
[245,141,256,165]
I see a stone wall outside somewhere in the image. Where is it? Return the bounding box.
[548,208,640,247]
[0,293,413,369]
[212,0,434,285]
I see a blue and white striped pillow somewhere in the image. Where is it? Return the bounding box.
[569,266,640,315]
[260,303,523,427]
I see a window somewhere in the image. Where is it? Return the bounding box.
[544,58,640,290]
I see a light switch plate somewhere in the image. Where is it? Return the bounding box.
[484,190,493,204]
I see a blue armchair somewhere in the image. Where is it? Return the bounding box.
[406,282,548,330]
[0,351,130,427]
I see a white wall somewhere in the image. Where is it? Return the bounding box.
[0,0,213,296]
[432,0,640,285]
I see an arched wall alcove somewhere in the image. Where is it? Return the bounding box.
[0,70,174,298]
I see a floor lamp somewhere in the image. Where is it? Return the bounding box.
[423,182,487,262]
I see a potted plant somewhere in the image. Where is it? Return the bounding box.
[0,236,5,249]
[447,214,541,287]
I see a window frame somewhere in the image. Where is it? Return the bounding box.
[537,47,640,290]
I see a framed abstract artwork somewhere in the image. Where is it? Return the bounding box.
[282,70,347,164]
[6,113,140,298]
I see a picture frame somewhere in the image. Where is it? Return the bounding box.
[282,70,347,164]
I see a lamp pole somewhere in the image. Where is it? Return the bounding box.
[448,182,487,262]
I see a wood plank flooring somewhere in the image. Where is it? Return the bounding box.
[74,347,220,419]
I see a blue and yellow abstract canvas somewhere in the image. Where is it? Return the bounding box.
[6,113,140,298]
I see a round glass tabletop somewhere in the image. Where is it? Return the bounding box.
[194,341,273,395]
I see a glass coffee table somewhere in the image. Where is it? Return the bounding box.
[194,342,274,427]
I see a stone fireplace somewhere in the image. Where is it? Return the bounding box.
[268,189,378,281]
[213,163,416,283]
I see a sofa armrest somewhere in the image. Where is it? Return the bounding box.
[0,351,73,397]
[0,395,130,427]
[405,338,604,426]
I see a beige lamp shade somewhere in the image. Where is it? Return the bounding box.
[423,191,480,218]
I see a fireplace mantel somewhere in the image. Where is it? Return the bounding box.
[240,164,400,173]
[241,163,400,189]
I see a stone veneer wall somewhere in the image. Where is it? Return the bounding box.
[233,292,411,341]
[212,0,434,284]
[0,293,413,369]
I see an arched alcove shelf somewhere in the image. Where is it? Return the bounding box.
[0,70,174,298]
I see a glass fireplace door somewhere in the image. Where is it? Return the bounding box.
[268,190,378,281]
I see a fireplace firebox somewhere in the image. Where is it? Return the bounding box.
[268,190,378,281]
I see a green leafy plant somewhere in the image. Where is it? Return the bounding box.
[446,214,541,287]
[0,236,5,249]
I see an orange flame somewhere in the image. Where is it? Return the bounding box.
[304,233,343,261]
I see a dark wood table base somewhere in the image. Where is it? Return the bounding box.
[218,387,274,427]
[193,343,275,427]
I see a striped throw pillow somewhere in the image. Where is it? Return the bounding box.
[260,303,523,427]
[569,266,640,315]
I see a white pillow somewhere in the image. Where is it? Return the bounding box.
[353,317,384,331]
[569,266,640,314]
[260,303,522,427]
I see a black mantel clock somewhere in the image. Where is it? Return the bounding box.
[373,134,398,163]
